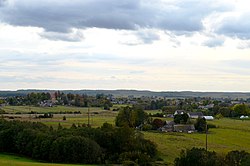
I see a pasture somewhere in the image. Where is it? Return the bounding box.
[0,105,117,128]
[1,106,250,165]
[144,118,250,164]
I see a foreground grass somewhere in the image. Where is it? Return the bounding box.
[0,154,93,166]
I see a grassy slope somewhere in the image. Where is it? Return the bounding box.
[0,154,93,166]
[144,118,250,164]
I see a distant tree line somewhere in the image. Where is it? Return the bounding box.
[0,119,157,165]
[5,92,113,109]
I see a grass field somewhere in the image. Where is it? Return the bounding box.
[1,106,117,128]
[0,153,93,166]
[1,106,104,114]
[144,118,250,165]
[1,106,250,165]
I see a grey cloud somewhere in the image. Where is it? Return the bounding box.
[0,0,6,7]
[40,30,84,42]
[136,30,160,44]
[216,13,250,40]
[237,41,250,49]
[202,37,224,47]
[0,0,231,39]
[121,30,160,45]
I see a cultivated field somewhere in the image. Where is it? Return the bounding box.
[1,106,250,165]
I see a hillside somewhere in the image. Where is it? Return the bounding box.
[1,89,250,99]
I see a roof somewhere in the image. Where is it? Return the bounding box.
[173,124,195,132]
[203,116,214,120]
[165,121,176,125]
[174,110,186,115]
[188,112,204,117]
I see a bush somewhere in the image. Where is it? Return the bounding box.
[174,148,221,166]
[225,150,250,166]
[119,151,152,166]
[142,124,152,131]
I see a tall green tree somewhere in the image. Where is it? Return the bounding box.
[115,106,148,128]
[194,117,207,133]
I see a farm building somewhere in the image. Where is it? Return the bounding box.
[160,121,176,132]
[173,124,195,132]
[203,116,214,120]
[174,110,186,115]
[188,112,203,119]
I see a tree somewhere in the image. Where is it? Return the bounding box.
[174,113,189,124]
[218,107,231,117]
[215,113,223,119]
[194,117,207,133]
[232,104,250,117]
[49,136,102,163]
[115,106,148,128]
[151,118,165,130]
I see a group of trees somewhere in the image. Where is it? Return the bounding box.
[5,92,113,110]
[135,97,250,119]
[209,104,250,118]
[7,92,51,106]
[175,147,250,166]
[0,119,157,165]
[115,106,149,128]
[174,113,190,124]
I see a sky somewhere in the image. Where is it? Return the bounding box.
[0,0,250,92]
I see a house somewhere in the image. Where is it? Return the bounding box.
[173,124,195,132]
[160,121,175,132]
[198,104,214,109]
[39,100,53,107]
[174,110,186,115]
[203,116,214,120]
[188,112,204,119]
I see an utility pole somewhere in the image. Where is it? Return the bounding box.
[88,107,90,127]
[206,123,208,151]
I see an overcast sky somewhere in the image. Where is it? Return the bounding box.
[1,0,250,92]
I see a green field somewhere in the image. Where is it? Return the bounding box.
[1,106,250,165]
[1,106,104,114]
[144,118,250,164]
[0,154,93,166]
[1,106,117,128]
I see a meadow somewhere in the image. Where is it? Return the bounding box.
[1,106,250,165]
[144,118,250,164]
[1,105,117,128]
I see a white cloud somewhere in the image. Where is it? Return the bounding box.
[1,0,250,91]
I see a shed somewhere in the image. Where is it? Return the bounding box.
[203,116,214,120]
